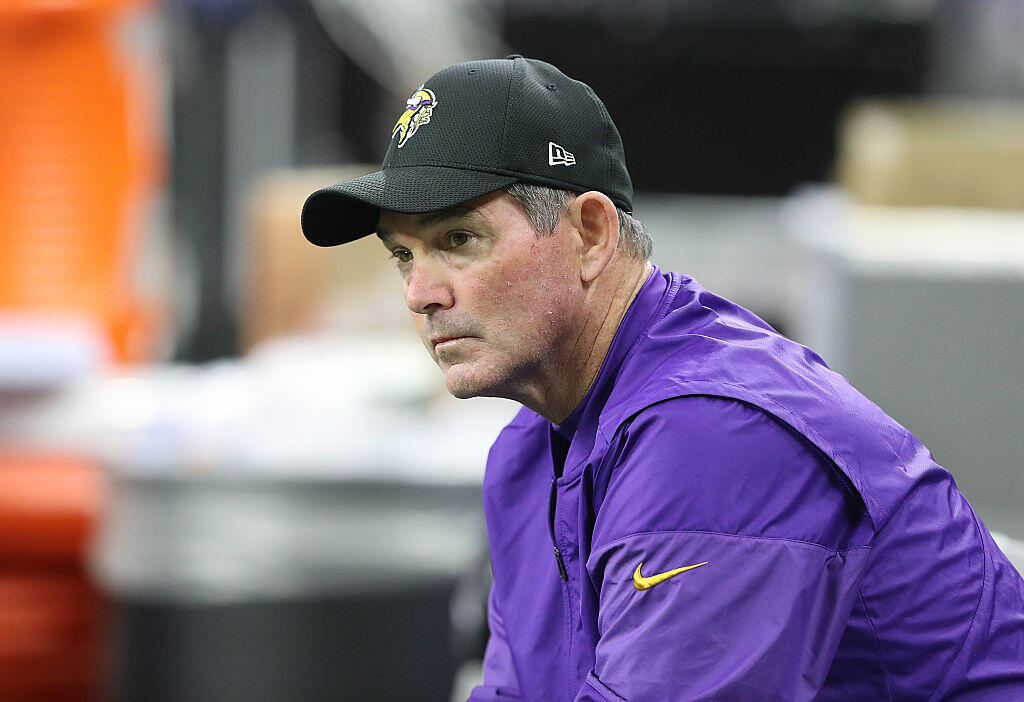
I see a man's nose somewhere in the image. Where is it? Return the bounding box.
[404,260,454,315]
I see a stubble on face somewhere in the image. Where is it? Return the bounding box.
[431,247,577,402]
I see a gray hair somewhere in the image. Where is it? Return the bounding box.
[505,182,653,261]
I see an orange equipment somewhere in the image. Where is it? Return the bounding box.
[0,0,161,364]
[0,453,106,702]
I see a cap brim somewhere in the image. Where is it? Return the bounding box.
[300,166,518,247]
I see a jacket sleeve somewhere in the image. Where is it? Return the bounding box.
[574,396,874,702]
[466,586,522,701]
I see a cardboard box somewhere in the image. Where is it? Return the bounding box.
[241,167,414,351]
[837,100,1024,209]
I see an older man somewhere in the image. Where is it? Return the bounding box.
[301,56,1024,702]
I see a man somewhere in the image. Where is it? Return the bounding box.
[301,56,1024,701]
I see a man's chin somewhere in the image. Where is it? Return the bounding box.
[444,372,484,399]
[443,363,499,400]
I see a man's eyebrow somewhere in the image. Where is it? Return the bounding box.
[374,203,479,243]
[415,204,478,227]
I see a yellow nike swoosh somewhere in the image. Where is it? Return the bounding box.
[633,561,709,590]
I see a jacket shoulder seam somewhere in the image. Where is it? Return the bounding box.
[591,528,873,558]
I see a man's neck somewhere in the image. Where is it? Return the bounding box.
[537,260,652,424]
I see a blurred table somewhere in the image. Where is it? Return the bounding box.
[0,333,518,701]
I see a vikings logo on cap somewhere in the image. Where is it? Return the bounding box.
[392,87,437,148]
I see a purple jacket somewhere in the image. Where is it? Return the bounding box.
[468,267,1024,702]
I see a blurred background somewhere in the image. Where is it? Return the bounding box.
[1,0,1022,700]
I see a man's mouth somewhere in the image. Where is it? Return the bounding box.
[432,336,469,349]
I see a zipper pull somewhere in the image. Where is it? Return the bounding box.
[548,479,569,581]
[553,544,569,581]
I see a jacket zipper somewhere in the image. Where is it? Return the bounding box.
[548,479,569,581]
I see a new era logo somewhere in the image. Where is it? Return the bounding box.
[548,142,576,166]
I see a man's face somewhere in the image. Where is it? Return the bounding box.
[376,191,583,401]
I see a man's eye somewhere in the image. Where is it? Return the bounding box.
[450,232,469,247]
[390,249,412,263]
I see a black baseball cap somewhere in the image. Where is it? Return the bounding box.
[300,55,633,247]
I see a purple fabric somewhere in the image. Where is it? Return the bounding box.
[470,267,1024,701]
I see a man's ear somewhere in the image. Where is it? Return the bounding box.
[570,191,620,283]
